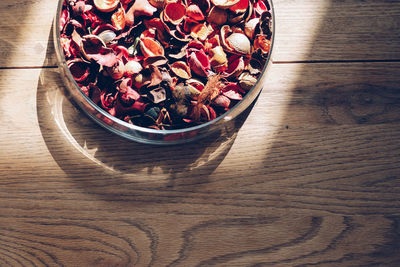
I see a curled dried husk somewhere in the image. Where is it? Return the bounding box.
[220,25,233,53]
[124,60,143,76]
[163,2,186,25]
[244,18,259,40]
[213,94,230,108]
[186,79,204,99]
[187,4,205,21]
[67,59,91,83]
[254,0,269,16]
[196,105,216,121]
[187,49,210,77]
[80,35,119,67]
[211,0,240,9]
[80,34,106,59]
[209,46,227,72]
[92,24,118,35]
[224,55,245,77]
[229,0,248,13]
[126,0,157,26]
[238,72,257,90]
[226,32,251,54]
[149,0,165,8]
[222,82,245,100]
[191,23,213,41]
[60,9,70,31]
[143,55,169,67]
[254,34,272,54]
[170,61,192,79]
[118,78,141,101]
[98,30,117,45]
[207,6,228,25]
[139,37,164,58]
[106,59,125,79]
[94,0,120,13]
[111,7,126,30]
[149,87,167,103]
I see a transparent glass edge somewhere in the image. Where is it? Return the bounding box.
[53,0,275,144]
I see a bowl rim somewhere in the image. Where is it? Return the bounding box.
[53,0,275,136]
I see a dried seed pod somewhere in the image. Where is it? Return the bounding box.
[244,18,260,40]
[80,35,107,60]
[238,72,257,90]
[211,0,240,9]
[94,0,120,12]
[98,30,117,45]
[187,4,205,21]
[149,87,167,103]
[222,82,245,100]
[106,59,125,79]
[229,0,249,13]
[226,33,251,54]
[139,37,164,58]
[170,61,192,79]
[124,60,143,76]
[254,34,272,54]
[80,35,119,67]
[111,7,126,30]
[224,55,245,77]
[186,79,204,99]
[191,23,213,41]
[149,0,165,8]
[207,6,228,25]
[209,46,228,72]
[126,0,157,26]
[163,2,186,25]
[187,49,210,77]
[213,94,231,108]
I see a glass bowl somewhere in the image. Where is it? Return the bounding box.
[53,0,275,145]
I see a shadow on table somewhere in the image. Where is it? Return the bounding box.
[32,1,400,265]
[36,28,255,192]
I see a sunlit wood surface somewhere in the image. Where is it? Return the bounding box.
[1,0,400,266]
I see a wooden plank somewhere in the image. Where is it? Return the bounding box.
[1,62,400,265]
[0,0,58,68]
[1,0,400,68]
[273,0,400,62]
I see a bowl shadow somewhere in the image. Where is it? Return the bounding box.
[36,27,258,194]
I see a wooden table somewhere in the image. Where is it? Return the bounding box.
[1,0,400,266]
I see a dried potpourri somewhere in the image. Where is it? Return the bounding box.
[60,0,272,130]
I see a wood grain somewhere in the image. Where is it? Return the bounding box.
[1,0,400,265]
[0,60,400,265]
[1,0,400,68]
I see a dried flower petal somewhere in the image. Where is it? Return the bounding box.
[187,4,205,21]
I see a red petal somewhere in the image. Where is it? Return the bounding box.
[222,83,245,100]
